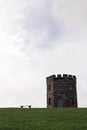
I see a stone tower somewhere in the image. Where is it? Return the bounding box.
[46,74,77,108]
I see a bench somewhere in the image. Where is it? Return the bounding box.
[20,105,31,108]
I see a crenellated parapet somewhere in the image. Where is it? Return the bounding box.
[47,74,76,81]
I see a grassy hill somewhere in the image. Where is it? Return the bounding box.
[0,108,87,130]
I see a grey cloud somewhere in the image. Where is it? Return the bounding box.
[14,1,61,51]
[51,0,87,29]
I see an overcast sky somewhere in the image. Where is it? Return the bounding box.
[0,0,87,107]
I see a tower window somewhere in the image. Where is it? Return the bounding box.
[48,85,51,91]
[48,98,52,105]
[57,84,62,90]
[68,84,73,90]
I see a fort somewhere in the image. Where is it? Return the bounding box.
[46,74,78,108]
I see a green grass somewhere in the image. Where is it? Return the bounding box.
[0,108,87,130]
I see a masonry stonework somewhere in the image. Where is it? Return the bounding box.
[46,74,78,108]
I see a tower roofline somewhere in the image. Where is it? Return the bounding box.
[46,74,76,80]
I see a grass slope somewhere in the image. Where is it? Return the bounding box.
[0,108,87,130]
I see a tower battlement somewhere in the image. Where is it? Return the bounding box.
[47,74,76,80]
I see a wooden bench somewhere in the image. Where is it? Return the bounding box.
[20,105,31,108]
